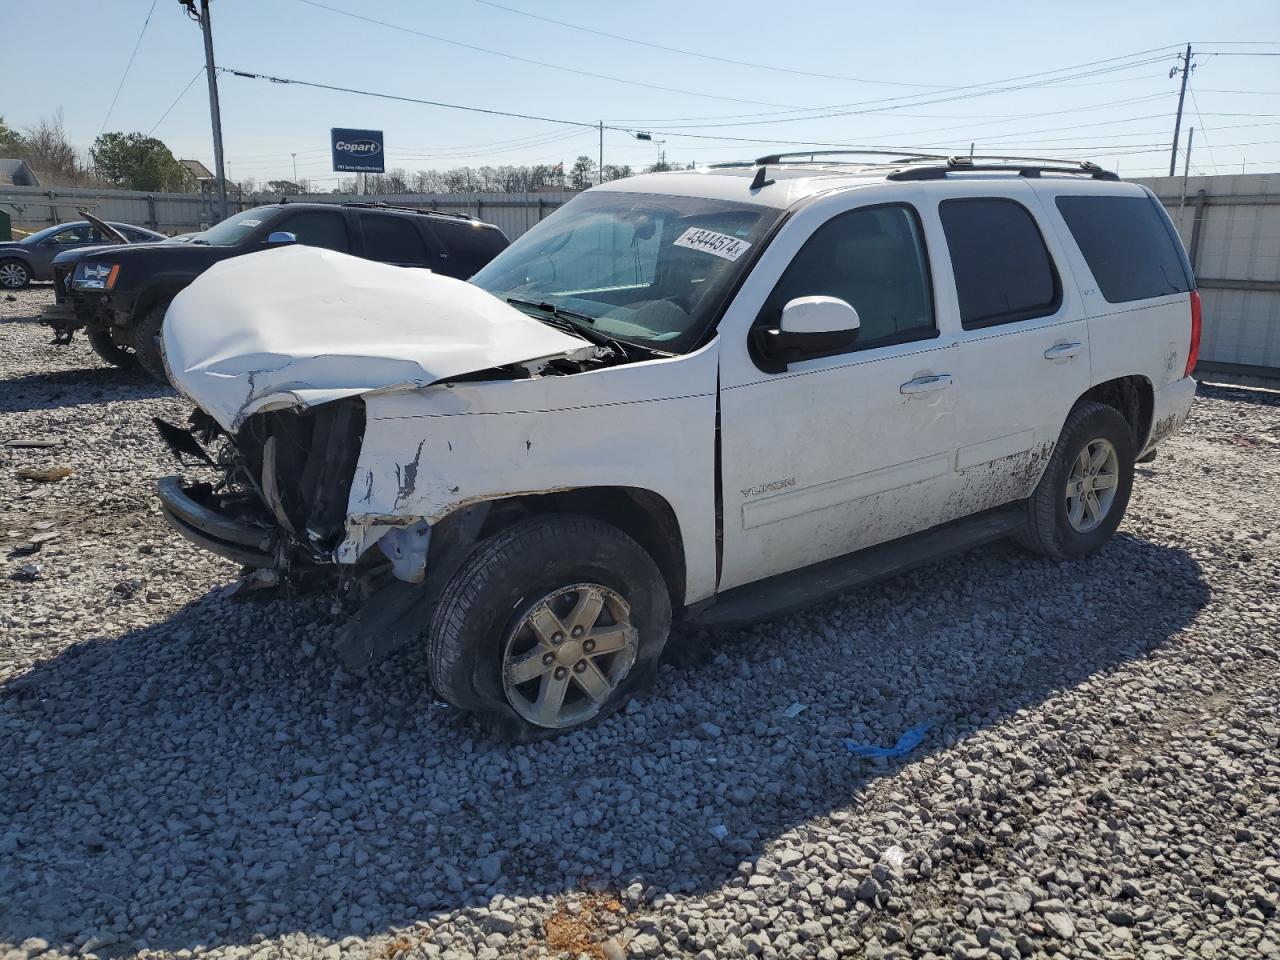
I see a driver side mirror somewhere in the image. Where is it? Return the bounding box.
[753,296,861,371]
[266,231,297,245]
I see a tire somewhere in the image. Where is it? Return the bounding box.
[427,515,672,741]
[1017,401,1135,560]
[87,328,139,369]
[0,259,31,289]
[132,298,172,382]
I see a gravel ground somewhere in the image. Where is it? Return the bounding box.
[2,284,1278,960]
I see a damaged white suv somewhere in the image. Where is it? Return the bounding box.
[157,152,1200,739]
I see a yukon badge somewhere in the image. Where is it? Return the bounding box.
[741,477,796,498]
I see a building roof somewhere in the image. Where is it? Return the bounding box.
[179,158,214,181]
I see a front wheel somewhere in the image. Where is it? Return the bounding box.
[1017,401,1135,560]
[427,515,672,741]
[132,298,172,382]
[0,259,31,289]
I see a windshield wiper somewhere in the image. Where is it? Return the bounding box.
[506,296,649,358]
[506,297,597,325]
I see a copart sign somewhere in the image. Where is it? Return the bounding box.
[331,128,385,173]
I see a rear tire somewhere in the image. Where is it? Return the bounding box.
[0,259,31,289]
[132,298,172,382]
[427,515,672,741]
[87,329,138,369]
[1017,401,1135,560]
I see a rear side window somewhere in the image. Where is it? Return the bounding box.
[940,198,1060,330]
[274,210,350,253]
[1055,195,1193,303]
[360,214,429,266]
[428,218,509,277]
[759,203,936,352]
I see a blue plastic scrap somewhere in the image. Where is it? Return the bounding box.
[843,721,932,759]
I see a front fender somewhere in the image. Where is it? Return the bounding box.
[341,342,721,605]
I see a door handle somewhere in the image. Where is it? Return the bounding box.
[1043,342,1082,361]
[900,374,953,395]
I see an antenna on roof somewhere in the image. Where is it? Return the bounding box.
[750,165,774,190]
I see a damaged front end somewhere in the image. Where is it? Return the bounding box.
[156,399,366,579]
[156,400,445,669]
[156,397,501,671]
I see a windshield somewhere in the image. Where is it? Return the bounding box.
[471,191,781,351]
[195,207,279,246]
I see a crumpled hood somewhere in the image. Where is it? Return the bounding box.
[162,245,589,431]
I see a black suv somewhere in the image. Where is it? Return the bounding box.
[42,201,510,380]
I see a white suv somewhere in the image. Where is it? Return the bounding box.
[157,153,1200,739]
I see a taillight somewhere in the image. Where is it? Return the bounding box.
[1185,289,1202,378]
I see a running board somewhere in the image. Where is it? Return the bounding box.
[686,503,1025,628]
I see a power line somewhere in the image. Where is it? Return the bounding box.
[607,54,1178,131]
[475,0,950,89]
[148,65,206,136]
[600,46,1183,127]
[98,0,160,137]
[294,0,804,110]
[1189,85,1220,170]
[224,68,603,128]
[222,62,1280,167]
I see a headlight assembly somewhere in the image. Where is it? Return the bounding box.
[72,262,120,291]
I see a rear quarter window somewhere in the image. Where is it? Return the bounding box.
[1055,195,1193,303]
[939,197,1061,330]
[428,218,509,278]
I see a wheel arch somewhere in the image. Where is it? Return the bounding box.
[462,486,688,613]
[131,278,192,323]
[1076,375,1154,453]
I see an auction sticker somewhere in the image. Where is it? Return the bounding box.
[673,227,752,261]
[238,219,262,227]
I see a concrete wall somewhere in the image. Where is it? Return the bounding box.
[1136,174,1280,377]
[0,184,574,240]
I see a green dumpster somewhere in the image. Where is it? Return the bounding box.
[0,209,10,242]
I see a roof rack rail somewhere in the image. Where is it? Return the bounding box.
[887,156,1119,182]
[750,149,952,165]
[339,200,476,219]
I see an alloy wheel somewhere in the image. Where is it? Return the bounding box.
[502,583,638,729]
[1065,437,1119,533]
[0,262,28,288]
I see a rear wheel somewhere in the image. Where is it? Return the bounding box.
[427,515,672,741]
[0,259,30,289]
[1017,401,1135,560]
[87,329,138,369]
[132,298,172,382]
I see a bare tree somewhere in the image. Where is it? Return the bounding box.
[21,111,89,186]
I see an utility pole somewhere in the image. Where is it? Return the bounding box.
[182,0,229,221]
[291,152,298,185]
[1168,43,1194,177]
[1178,127,1194,224]
[598,121,604,186]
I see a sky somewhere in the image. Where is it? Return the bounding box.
[3,0,1279,188]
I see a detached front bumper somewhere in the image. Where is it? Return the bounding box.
[40,276,122,342]
[157,475,279,568]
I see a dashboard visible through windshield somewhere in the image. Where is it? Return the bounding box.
[471,191,781,352]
